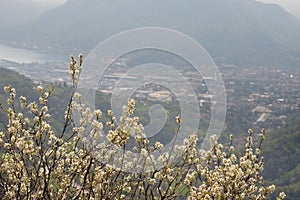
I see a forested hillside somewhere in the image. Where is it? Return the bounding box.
[0,67,70,133]
[263,113,300,199]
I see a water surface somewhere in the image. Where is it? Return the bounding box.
[0,43,62,63]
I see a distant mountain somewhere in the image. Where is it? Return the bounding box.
[4,0,300,66]
[0,0,57,32]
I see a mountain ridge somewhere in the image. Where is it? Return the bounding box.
[0,0,59,31]
[3,0,300,67]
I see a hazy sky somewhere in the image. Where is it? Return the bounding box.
[30,0,300,19]
[31,0,67,3]
[259,0,300,19]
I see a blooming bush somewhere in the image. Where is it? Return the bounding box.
[0,55,285,199]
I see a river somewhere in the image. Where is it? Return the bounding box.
[0,43,63,63]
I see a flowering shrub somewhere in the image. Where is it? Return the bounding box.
[0,55,285,199]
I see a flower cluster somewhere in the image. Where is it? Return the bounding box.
[0,55,285,199]
[186,130,277,199]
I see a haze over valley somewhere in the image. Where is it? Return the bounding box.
[0,1,300,199]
